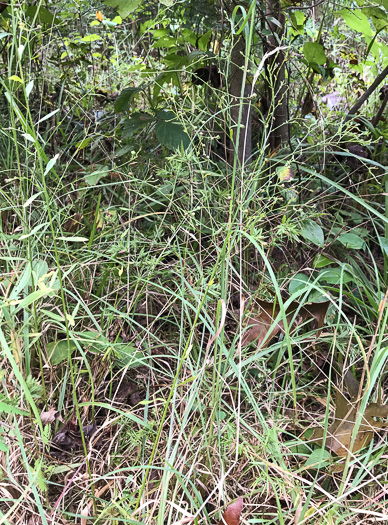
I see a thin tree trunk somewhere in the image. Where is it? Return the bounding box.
[265,0,289,151]
[229,36,252,166]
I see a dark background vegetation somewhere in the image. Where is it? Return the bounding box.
[1,0,388,523]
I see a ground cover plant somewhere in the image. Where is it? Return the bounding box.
[1,0,388,523]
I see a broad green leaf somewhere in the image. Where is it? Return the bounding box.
[160,0,175,5]
[122,113,154,138]
[153,36,176,49]
[292,11,306,27]
[81,34,101,42]
[8,263,31,301]
[76,331,109,353]
[364,7,388,31]
[181,28,197,46]
[303,42,326,65]
[381,42,388,57]
[25,6,54,24]
[155,120,190,150]
[289,273,309,294]
[84,166,110,186]
[153,70,178,99]
[317,267,353,284]
[300,220,324,247]
[103,0,142,19]
[32,259,49,281]
[198,30,212,52]
[76,137,93,150]
[156,110,176,121]
[40,309,65,322]
[47,340,77,366]
[152,27,169,36]
[337,232,366,250]
[378,236,388,256]
[305,448,331,468]
[114,86,142,112]
[338,9,373,37]
[313,254,334,268]
[115,344,145,368]
[365,35,380,61]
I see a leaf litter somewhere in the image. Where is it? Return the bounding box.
[40,407,59,425]
[311,369,388,457]
[242,298,329,349]
[48,380,141,459]
[50,414,97,458]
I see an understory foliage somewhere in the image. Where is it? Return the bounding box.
[1,0,388,524]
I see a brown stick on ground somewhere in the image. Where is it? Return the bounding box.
[345,64,388,122]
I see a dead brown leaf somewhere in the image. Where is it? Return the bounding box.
[40,408,59,425]
[219,497,243,525]
[114,380,136,403]
[50,414,97,458]
[63,213,83,233]
[242,299,329,349]
[311,371,388,457]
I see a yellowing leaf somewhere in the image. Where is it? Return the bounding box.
[96,10,104,21]
[277,165,294,182]
[9,75,23,82]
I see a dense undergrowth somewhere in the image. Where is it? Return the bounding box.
[1,1,388,524]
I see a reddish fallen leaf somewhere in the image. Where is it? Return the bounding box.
[40,407,59,425]
[219,497,243,525]
[242,299,329,349]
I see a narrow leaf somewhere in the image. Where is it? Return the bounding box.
[44,154,59,176]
